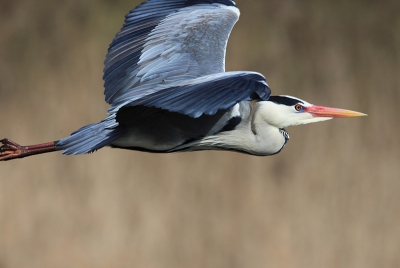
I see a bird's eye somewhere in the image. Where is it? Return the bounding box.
[294,104,303,111]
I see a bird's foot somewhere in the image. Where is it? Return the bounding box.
[0,138,56,161]
[0,139,28,161]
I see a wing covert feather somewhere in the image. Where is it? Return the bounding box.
[120,72,271,118]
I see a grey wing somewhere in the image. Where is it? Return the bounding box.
[104,0,239,105]
[113,72,271,118]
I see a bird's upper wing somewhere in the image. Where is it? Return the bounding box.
[104,0,239,105]
[110,72,270,118]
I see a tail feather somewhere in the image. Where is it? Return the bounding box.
[55,116,125,155]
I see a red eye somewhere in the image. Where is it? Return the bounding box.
[295,104,303,111]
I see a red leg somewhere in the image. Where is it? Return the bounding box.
[0,139,57,161]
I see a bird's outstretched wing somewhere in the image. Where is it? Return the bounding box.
[113,72,271,118]
[104,0,239,105]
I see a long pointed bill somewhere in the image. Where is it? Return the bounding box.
[305,105,367,118]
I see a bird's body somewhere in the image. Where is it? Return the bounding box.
[0,0,365,161]
[111,101,288,156]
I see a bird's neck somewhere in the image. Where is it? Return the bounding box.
[203,116,287,156]
[248,115,288,155]
[173,104,288,156]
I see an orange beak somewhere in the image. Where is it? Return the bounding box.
[304,105,367,118]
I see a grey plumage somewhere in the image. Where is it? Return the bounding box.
[55,0,274,155]
[52,0,365,157]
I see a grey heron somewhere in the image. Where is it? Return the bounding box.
[0,0,366,161]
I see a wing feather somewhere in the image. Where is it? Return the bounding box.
[103,0,239,104]
[119,72,271,118]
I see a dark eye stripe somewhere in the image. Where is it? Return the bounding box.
[268,96,303,106]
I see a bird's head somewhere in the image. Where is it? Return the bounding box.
[257,95,367,128]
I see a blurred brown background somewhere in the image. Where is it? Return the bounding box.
[0,0,399,267]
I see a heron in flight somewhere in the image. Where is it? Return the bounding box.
[0,0,365,161]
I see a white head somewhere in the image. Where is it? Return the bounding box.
[257,95,366,128]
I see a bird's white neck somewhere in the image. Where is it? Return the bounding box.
[247,107,288,155]
[189,106,287,156]
[173,102,288,156]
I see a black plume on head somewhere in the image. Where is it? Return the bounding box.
[267,96,303,106]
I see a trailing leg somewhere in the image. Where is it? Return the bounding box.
[0,139,57,161]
